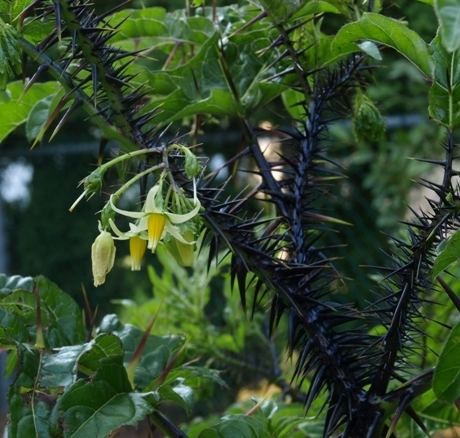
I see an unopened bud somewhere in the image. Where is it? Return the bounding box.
[91,231,116,287]
[353,91,385,143]
[184,149,201,179]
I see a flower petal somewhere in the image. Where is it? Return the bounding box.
[108,219,130,240]
[144,184,162,213]
[110,195,145,219]
[165,200,201,224]
[129,236,147,271]
[147,213,167,252]
[166,223,195,244]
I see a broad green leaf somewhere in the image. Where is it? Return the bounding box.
[159,378,194,410]
[40,345,85,388]
[433,321,460,403]
[428,81,460,127]
[0,81,60,142]
[9,392,52,438]
[35,276,86,347]
[429,35,460,127]
[292,0,341,18]
[417,0,434,4]
[25,91,65,144]
[60,363,155,438]
[108,7,214,53]
[434,0,460,52]
[0,290,36,345]
[282,88,306,120]
[432,229,460,278]
[108,7,167,44]
[98,315,185,389]
[198,415,269,438]
[77,334,124,375]
[0,275,85,347]
[431,34,460,88]
[40,335,124,388]
[331,13,433,76]
[164,366,226,390]
[414,389,460,427]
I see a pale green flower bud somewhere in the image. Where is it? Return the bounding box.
[353,91,385,144]
[100,202,116,230]
[184,149,201,179]
[91,231,116,287]
[82,168,104,194]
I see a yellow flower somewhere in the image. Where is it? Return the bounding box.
[91,230,116,287]
[129,236,147,271]
[147,213,166,251]
[109,183,201,254]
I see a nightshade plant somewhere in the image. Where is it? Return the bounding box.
[1,0,460,437]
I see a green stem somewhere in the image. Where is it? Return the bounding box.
[112,164,165,200]
[100,148,160,172]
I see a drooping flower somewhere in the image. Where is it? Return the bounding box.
[91,230,116,287]
[129,236,147,271]
[107,221,148,270]
[147,213,166,251]
[108,182,201,253]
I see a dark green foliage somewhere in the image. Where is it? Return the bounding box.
[0,274,222,437]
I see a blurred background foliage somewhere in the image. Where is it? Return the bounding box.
[1,0,459,435]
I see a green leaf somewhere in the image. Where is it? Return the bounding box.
[428,81,460,127]
[434,0,460,52]
[431,34,460,88]
[0,275,85,347]
[429,34,460,127]
[292,0,341,18]
[40,334,124,389]
[0,81,60,142]
[331,13,433,76]
[198,415,269,438]
[35,276,86,347]
[77,334,124,375]
[98,315,185,389]
[164,366,226,390]
[159,378,194,410]
[60,364,155,438]
[282,88,306,120]
[108,7,167,45]
[40,345,85,388]
[9,392,52,438]
[25,91,64,143]
[432,229,460,278]
[433,321,460,403]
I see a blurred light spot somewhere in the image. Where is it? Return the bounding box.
[0,161,34,205]
[209,153,228,179]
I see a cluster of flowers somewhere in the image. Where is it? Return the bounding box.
[91,180,201,287]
